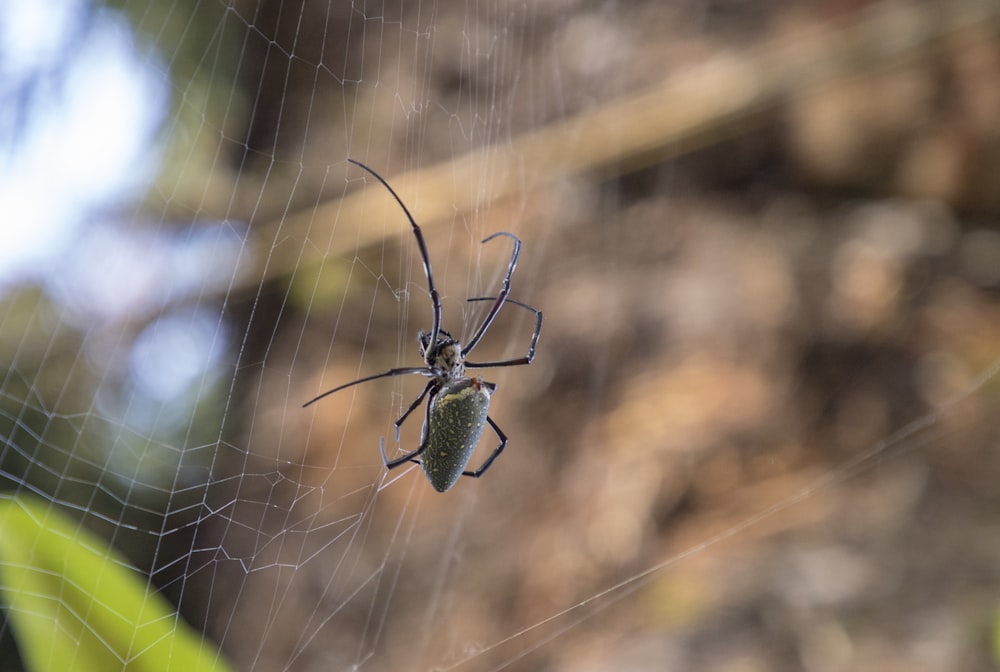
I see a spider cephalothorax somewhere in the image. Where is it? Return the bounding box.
[303,160,542,492]
[420,330,465,379]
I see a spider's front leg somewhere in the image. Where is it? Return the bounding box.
[463,297,543,369]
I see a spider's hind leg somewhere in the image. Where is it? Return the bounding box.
[380,437,427,469]
[393,380,435,440]
[381,386,435,469]
[462,416,508,478]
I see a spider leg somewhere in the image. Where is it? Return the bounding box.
[461,232,521,357]
[463,297,543,368]
[392,379,435,441]
[381,388,436,469]
[302,366,434,408]
[462,416,508,478]
[348,159,443,349]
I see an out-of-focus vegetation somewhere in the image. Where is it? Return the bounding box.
[4,0,1000,670]
[0,495,232,672]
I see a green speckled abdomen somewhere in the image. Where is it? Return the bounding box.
[420,378,493,492]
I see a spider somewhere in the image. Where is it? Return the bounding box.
[303,159,543,492]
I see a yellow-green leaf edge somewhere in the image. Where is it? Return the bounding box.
[0,494,231,672]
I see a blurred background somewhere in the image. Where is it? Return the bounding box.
[3,0,1000,670]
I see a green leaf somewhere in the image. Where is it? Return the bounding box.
[0,494,231,672]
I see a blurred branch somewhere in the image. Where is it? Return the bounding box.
[267,0,998,286]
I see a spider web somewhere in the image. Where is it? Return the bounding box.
[3,1,1000,671]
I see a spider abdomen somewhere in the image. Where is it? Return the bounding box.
[420,377,494,492]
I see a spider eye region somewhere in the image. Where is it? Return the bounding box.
[433,341,465,378]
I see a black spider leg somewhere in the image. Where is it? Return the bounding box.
[462,415,508,478]
[391,379,436,441]
[463,298,543,368]
[380,387,437,469]
[302,367,433,408]
[347,159,443,351]
[461,231,521,357]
